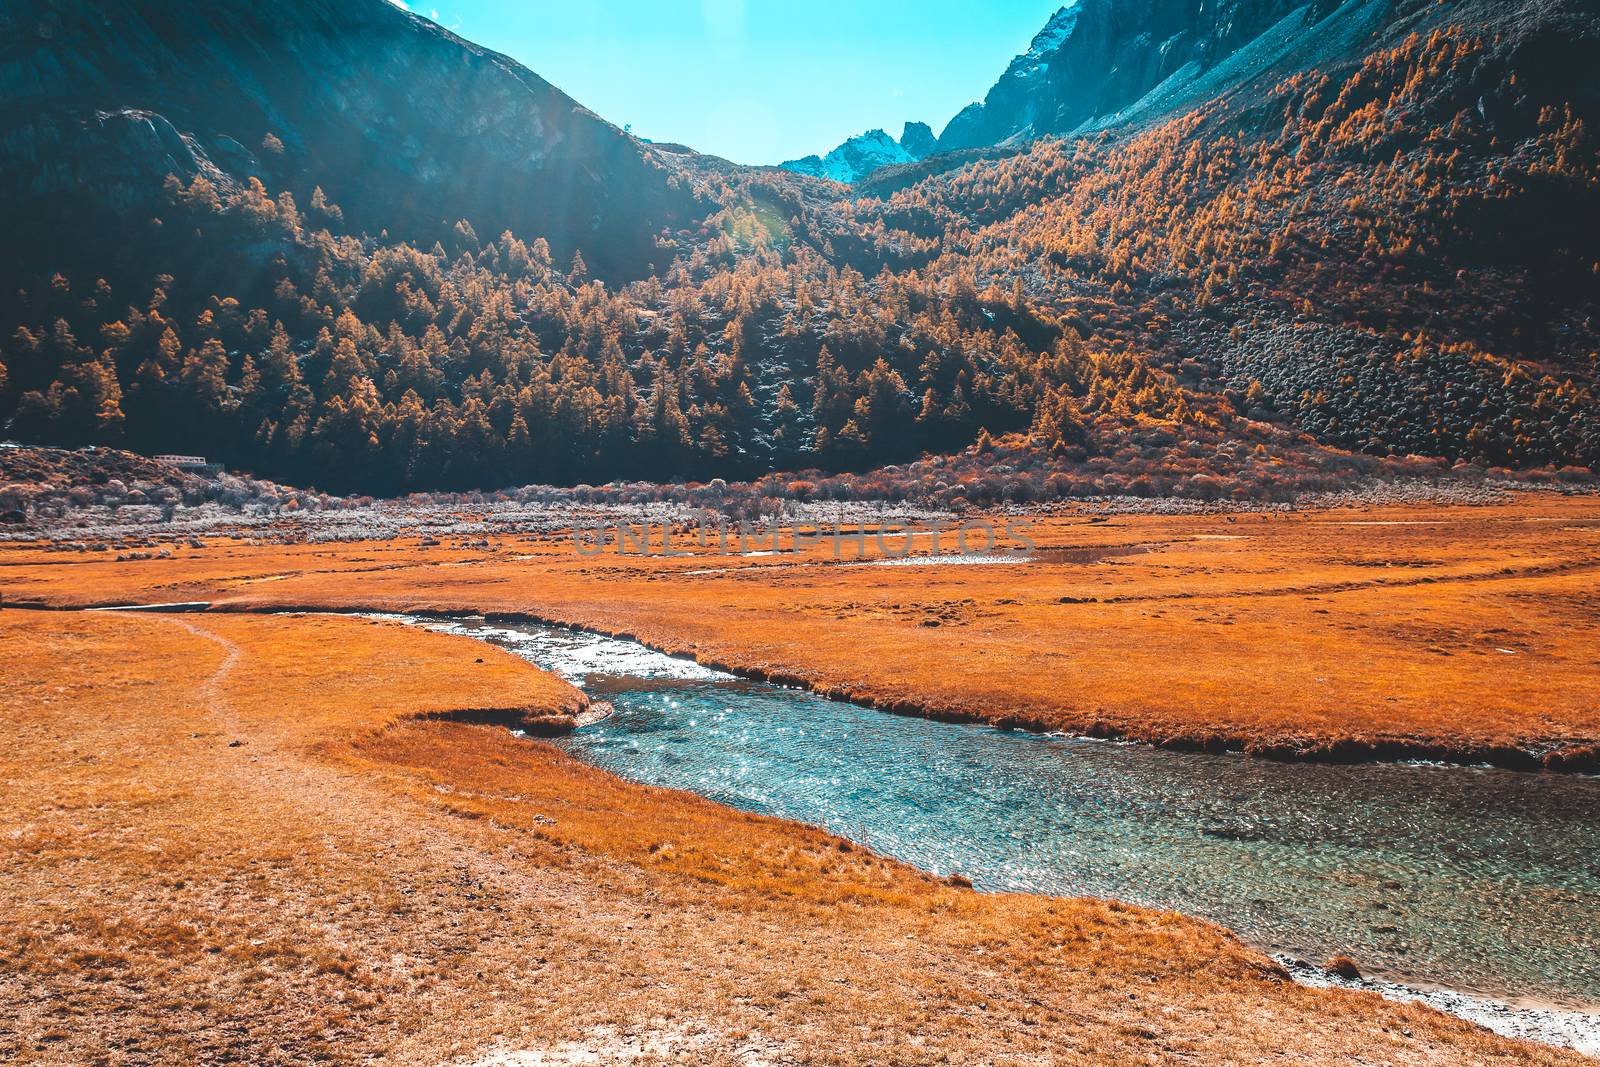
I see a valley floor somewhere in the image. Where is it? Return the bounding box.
[4,493,1599,767]
[0,608,1587,1064]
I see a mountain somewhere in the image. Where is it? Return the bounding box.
[779,122,937,183]
[935,3,1094,152]
[935,0,1384,152]
[0,0,698,283]
[0,0,1595,497]
[791,0,1391,179]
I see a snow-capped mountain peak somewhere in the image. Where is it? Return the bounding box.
[779,123,933,184]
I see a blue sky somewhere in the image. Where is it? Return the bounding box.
[393,0,1065,164]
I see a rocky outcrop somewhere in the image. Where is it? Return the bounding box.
[898,121,938,158]
[0,106,234,210]
[0,0,698,280]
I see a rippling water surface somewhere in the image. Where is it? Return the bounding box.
[422,616,1600,1009]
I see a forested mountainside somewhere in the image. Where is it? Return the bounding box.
[0,0,1596,496]
[0,0,697,282]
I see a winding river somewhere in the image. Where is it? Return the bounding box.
[406,614,1600,1051]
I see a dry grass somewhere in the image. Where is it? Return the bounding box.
[4,494,1599,764]
[0,609,1583,1064]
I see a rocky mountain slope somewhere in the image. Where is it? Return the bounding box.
[0,0,698,283]
[795,0,1395,180]
[935,0,1381,151]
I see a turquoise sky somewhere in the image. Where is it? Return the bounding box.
[394,0,1065,165]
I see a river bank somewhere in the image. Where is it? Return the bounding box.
[1279,959,1600,1058]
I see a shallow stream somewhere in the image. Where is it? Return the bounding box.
[406,614,1600,1050]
